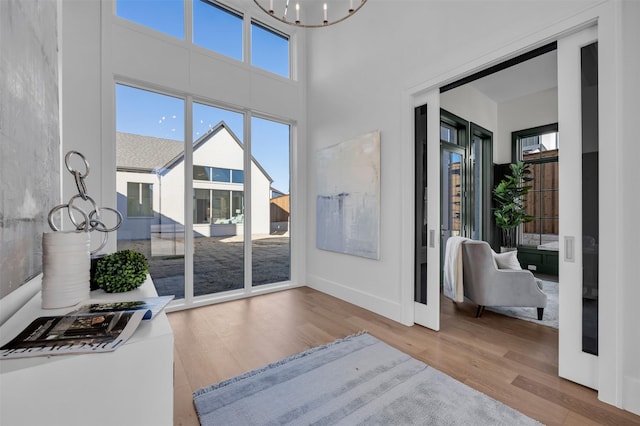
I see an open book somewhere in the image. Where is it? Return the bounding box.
[0,296,173,360]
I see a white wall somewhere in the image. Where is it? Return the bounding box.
[440,84,498,139]
[496,87,558,164]
[305,0,638,413]
[305,0,600,325]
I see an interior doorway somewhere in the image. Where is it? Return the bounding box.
[413,45,560,330]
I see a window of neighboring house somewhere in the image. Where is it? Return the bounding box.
[194,188,211,224]
[193,166,244,183]
[515,125,559,247]
[211,190,229,223]
[232,169,244,184]
[193,0,243,61]
[194,189,244,224]
[116,0,184,39]
[127,182,154,217]
[251,21,289,78]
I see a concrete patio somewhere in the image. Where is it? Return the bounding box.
[118,235,290,299]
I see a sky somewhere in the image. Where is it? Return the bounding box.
[115,0,290,193]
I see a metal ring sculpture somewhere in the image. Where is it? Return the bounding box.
[48,151,123,254]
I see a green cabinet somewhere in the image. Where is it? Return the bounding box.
[517,246,558,276]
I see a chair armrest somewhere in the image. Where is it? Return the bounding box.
[473,269,547,308]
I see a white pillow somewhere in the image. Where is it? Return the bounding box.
[492,250,522,270]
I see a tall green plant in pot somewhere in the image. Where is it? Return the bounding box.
[493,161,534,249]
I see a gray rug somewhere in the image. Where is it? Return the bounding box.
[193,333,542,425]
[487,279,558,329]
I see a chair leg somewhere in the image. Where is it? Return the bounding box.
[476,305,485,318]
[537,308,544,320]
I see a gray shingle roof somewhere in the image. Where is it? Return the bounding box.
[116,132,183,172]
[116,122,273,183]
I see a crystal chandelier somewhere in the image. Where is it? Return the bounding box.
[253,0,367,28]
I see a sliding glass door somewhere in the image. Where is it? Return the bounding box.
[557,25,599,390]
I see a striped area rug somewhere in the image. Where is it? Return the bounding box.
[193,332,541,425]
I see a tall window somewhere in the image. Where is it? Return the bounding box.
[115,84,186,299]
[251,117,291,286]
[515,125,559,248]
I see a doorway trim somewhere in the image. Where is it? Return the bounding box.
[401,1,622,409]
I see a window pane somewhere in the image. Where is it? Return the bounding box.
[193,0,243,61]
[193,165,210,181]
[518,129,558,250]
[140,183,153,216]
[127,182,139,217]
[193,103,245,296]
[211,167,230,182]
[212,189,230,222]
[194,103,244,141]
[440,123,457,145]
[231,169,244,183]
[116,0,184,39]
[116,84,185,299]
[232,190,244,223]
[251,21,289,78]
[194,188,211,224]
[251,117,291,286]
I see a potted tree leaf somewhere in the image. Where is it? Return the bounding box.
[493,161,535,251]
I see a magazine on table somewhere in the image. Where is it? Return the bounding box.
[0,296,174,360]
[69,295,174,320]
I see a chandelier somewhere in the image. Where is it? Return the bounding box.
[253,0,367,28]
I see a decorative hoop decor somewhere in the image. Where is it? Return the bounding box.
[48,151,123,254]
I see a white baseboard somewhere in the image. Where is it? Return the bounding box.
[306,274,406,325]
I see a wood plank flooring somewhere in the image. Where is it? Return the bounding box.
[168,287,640,426]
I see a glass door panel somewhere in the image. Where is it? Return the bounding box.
[115,84,185,299]
[250,117,291,286]
[415,105,428,305]
[470,136,482,241]
[192,103,245,296]
[441,149,464,260]
[581,41,599,355]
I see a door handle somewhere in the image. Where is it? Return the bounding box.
[564,236,575,262]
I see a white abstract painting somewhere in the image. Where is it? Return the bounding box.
[316,130,380,259]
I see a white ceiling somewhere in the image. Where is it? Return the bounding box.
[468,50,557,103]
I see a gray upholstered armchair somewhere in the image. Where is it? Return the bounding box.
[461,240,547,319]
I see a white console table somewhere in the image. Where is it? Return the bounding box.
[0,276,174,426]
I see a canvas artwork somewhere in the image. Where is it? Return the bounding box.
[316,130,380,259]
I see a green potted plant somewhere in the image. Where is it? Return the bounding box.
[493,161,535,250]
[94,249,149,293]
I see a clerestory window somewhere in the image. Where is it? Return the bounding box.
[115,0,290,79]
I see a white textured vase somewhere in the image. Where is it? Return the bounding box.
[41,231,91,309]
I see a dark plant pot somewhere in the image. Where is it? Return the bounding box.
[90,254,106,291]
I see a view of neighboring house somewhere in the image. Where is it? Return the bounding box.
[116,122,273,254]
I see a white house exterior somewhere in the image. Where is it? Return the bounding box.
[116,122,272,250]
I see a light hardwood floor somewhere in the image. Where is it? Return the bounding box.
[168,287,640,426]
